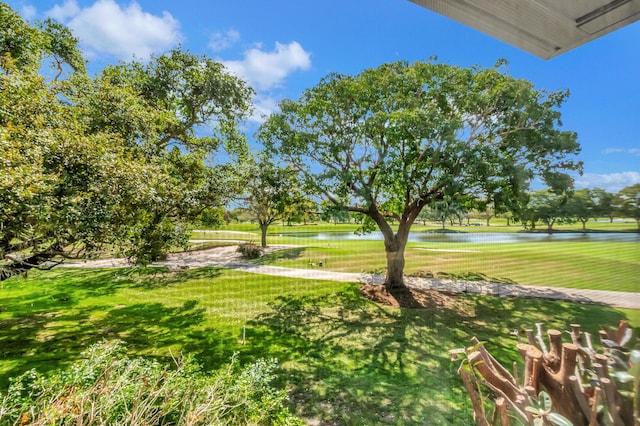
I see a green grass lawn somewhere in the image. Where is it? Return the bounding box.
[234,237,638,292]
[1,266,638,425]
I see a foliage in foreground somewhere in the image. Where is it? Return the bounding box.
[1,3,253,280]
[0,340,301,426]
[452,321,640,425]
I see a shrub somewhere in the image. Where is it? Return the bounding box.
[451,321,639,425]
[237,242,263,259]
[0,340,302,425]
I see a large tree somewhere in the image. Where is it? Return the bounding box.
[0,4,253,278]
[565,188,596,232]
[71,49,253,262]
[259,60,581,290]
[590,188,615,222]
[524,189,573,232]
[243,155,305,248]
[615,183,640,231]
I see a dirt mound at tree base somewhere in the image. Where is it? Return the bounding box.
[360,283,459,309]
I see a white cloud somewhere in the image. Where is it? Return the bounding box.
[601,148,625,154]
[249,95,280,123]
[20,4,38,20]
[602,147,640,156]
[47,0,80,21]
[220,41,311,91]
[575,171,640,193]
[209,29,240,52]
[47,0,182,60]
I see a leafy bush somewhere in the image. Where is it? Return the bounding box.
[0,340,302,425]
[237,242,263,259]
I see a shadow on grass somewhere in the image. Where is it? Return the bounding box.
[248,286,475,424]
[410,270,518,284]
[247,287,631,425]
[0,268,231,386]
[252,246,307,265]
[1,268,632,425]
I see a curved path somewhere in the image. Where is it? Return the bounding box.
[62,246,640,310]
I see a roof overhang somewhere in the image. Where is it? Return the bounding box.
[410,0,640,59]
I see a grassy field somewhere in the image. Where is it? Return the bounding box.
[192,223,640,293]
[1,266,638,425]
[1,223,638,424]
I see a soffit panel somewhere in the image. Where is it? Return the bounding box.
[410,0,640,59]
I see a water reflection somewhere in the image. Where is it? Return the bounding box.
[279,231,640,243]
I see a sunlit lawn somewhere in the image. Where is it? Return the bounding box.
[1,222,638,424]
[243,235,639,292]
[1,266,638,425]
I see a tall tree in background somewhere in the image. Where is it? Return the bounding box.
[591,188,615,222]
[260,60,582,290]
[243,154,305,248]
[565,189,596,232]
[615,183,640,231]
[0,3,253,278]
[525,189,574,232]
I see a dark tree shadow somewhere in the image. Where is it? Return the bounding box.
[249,286,481,424]
[0,268,226,386]
[249,285,630,425]
[252,247,307,265]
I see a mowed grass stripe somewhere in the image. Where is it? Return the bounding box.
[250,240,639,292]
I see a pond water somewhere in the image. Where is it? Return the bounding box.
[279,231,640,244]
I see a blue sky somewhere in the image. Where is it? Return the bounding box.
[9,0,640,193]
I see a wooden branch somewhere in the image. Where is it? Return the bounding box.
[548,330,563,362]
[570,324,584,346]
[471,337,518,386]
[469,351,521,402]
[559,343,578,382]
[495,397,510,426]
[456,322,636,426]
[535,323,548,354]
[615,320,629,345]
[594,357,610,379]
[569,375,593,423]
[600,378,625,426]
[459,368,490,426]
[589,387,601,426]
[517,343,542,392]
[524,329,536,346]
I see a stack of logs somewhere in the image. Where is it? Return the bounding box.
[451,321,636,425]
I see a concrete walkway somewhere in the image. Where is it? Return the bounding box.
[62,246,640,310]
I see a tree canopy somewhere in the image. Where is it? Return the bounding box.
[259,60,582,290]
[615,183,640,231]
[243,154,305,248]
[0,4,253,278]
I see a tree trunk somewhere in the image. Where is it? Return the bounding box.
[259,223,269,248]
[383,231,409,290]
[385,245,406,289]
[367,206,413,291]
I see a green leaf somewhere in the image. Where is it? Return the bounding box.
[526,406,544,415]
[613,371,635,383]
[538,391,552,411]
[629,350,640,377]
[548,412,573,426]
